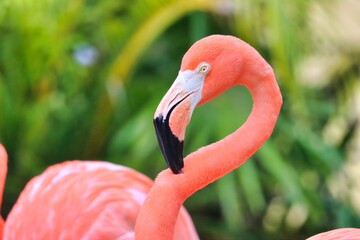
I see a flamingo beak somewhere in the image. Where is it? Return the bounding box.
[154,70,205,174]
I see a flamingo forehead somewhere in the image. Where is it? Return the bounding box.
[180,35,240,71]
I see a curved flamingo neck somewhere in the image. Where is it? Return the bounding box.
[174,67,282,198]
[135,54,282,239]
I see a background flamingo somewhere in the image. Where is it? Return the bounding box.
[307,228,360,240]
[2,35,359,239]
[0,145,7,239]
[1,147,197,239]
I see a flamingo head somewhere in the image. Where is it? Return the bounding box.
[154,35,245,174]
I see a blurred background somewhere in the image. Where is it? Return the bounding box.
[1,0,360,239]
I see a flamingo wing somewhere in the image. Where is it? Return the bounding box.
[4,160,197,240]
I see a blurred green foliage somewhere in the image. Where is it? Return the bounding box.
[1,0,360,239]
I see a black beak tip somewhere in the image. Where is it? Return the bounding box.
[154,115,184,174]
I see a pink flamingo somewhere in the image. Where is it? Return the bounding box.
[307,228,360,240]
[1,147,197,239]
[0,145,7,239]
[1,35,357,239]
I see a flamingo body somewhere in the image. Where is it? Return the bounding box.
[307,228,360,240]
[3,159,198,239]
[0,145,7,239]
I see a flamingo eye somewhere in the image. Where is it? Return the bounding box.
[198,63,210,74]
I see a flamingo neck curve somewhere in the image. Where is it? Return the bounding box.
[135,51,282,240]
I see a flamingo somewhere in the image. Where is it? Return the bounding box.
[307,228,360,240]
[1,34,357,239]
[1,146,197,239]
[0,145,7,239]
